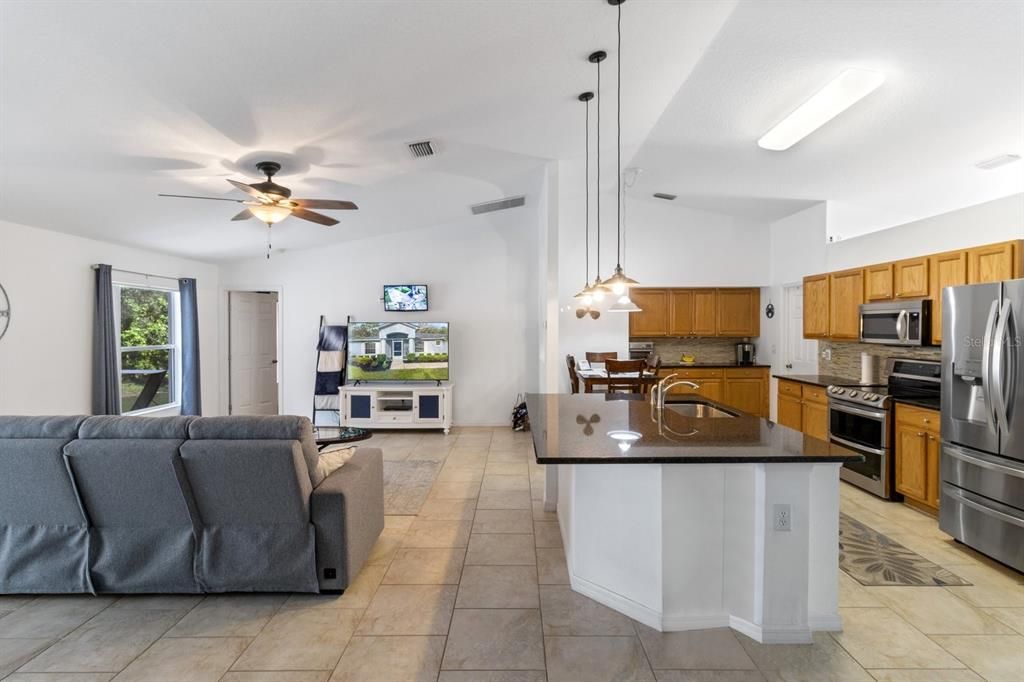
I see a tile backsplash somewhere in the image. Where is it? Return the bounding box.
[647,338,751,364]
[819,341,941,382]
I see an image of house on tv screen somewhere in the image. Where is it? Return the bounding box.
[347,321,449,381]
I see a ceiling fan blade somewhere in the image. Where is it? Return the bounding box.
[291,208,339,227]
[231,209,254,221]
[291,199,358,210]
[158,193,245,203]
[227,178,271,201]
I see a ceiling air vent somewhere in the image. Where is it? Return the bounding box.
[653,192,677,201]
[974,154,1021,170]
[408,140,436,158]
[470,195,526,216]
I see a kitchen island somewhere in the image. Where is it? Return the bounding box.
[526,392,862,644]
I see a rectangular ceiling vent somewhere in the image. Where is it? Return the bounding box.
[470,195,526,216]
[408,140,436,158]
[653,192,678,201]
[974,154,1021,170]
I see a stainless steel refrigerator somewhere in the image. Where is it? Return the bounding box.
[941,279,1023,571]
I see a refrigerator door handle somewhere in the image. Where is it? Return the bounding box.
[992,299,1013,437]
[981,299,1000,434]
[945,443,1024,479]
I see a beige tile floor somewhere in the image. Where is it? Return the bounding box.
[1,427,1023,681]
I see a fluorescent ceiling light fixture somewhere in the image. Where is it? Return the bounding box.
[758,68,886,151]
[974,154,1021,170]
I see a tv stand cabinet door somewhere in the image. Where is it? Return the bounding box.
[414,391,445,425]
[345,392,375,425]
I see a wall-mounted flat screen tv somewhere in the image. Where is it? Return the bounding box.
[347,321,449,381]
[383,284,428,311]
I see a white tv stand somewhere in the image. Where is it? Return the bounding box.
[339,383,453,433]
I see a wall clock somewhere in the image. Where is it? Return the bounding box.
[0,282,9,341]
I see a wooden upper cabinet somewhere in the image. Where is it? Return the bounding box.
[930,250,968,345]
[864,263,894,301]
[716,288,760,337]
[627,289,669,337]
[894,257,930,298]
[692,289,718,336]
[968,241,1021,283]
[829,269,864,339]
[667,290,694,336]
[803,274,830,339]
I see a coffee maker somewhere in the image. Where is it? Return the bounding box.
[735,340,756,366]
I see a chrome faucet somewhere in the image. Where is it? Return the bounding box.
[651,373,699,411]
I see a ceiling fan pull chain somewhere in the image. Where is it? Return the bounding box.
[266,224,272,260]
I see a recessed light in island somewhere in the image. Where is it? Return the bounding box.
[525,392,863,644]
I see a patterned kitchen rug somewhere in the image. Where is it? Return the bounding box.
[839,512,972,586]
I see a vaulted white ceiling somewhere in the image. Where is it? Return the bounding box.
[0,0,735,260]
[631,0,1024,234]
[2,0,1020,260]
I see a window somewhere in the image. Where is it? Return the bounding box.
[116,285,180,414]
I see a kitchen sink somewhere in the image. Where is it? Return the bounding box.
[664,401,736,419]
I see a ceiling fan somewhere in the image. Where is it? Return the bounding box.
[159,161,358,227]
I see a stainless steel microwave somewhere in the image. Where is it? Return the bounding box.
[859,299,931,346]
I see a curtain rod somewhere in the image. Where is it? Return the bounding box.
[91,265,188,283]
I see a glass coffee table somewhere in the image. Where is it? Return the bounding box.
[313,426,373,450]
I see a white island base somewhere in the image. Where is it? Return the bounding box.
[553,462,843,644]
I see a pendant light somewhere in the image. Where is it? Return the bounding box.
[588,49,611,302]
[573,91,596,305]
[602,0,641,309]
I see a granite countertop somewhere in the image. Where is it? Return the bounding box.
[771,373,880,388]
[525,393,863,465]
[659,362,771,369]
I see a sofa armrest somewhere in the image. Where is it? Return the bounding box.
[310,447,384,591]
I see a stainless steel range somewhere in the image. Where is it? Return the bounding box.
[828,358,942,499]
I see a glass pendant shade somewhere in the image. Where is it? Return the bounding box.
[607,294,642,313]
[249,204,292,224]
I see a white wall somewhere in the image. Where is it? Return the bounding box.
[219,172,546,426]
[0,219,220,415]
[826,193,1024,272]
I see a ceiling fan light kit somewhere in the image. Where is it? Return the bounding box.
[158,159,358,257]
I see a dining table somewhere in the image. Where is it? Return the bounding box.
[575,366,660,394]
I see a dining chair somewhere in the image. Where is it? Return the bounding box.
[565,354,580,394]
[605,358,646,394]
[644,354,662,394]
[585,351,619,363]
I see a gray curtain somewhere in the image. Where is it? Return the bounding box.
[92,264,120,415]
[179,278,202,415]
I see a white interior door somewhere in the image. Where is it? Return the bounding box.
[229,291,279,415]
[783,284,818,373]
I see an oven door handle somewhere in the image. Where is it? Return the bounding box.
[829,434,887,457]
[828,402,888,421]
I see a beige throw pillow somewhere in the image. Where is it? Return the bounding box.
[316,444,357,481]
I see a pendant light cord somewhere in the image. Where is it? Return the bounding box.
[595,56,602,279]
[584,96,590,283]
[616,1,622,270]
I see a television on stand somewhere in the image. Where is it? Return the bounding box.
[346,321,449,383]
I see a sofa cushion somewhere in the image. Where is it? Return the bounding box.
[79,415,194,440]
[188,416,323,486]
[0,415,87,439]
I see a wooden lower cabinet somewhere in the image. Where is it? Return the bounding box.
[894,403,941,512]
[777,395,802,431]
[801,399,830,442]
[667,378,722,402]
[723,368,769,417]
[774,378,829,442]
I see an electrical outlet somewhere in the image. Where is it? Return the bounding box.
[773,504,792,531]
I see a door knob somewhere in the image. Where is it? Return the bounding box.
[271,360,279,364]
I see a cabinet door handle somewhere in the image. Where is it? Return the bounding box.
[917,432,925,437]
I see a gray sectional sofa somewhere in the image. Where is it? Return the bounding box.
[0,414,384,594]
